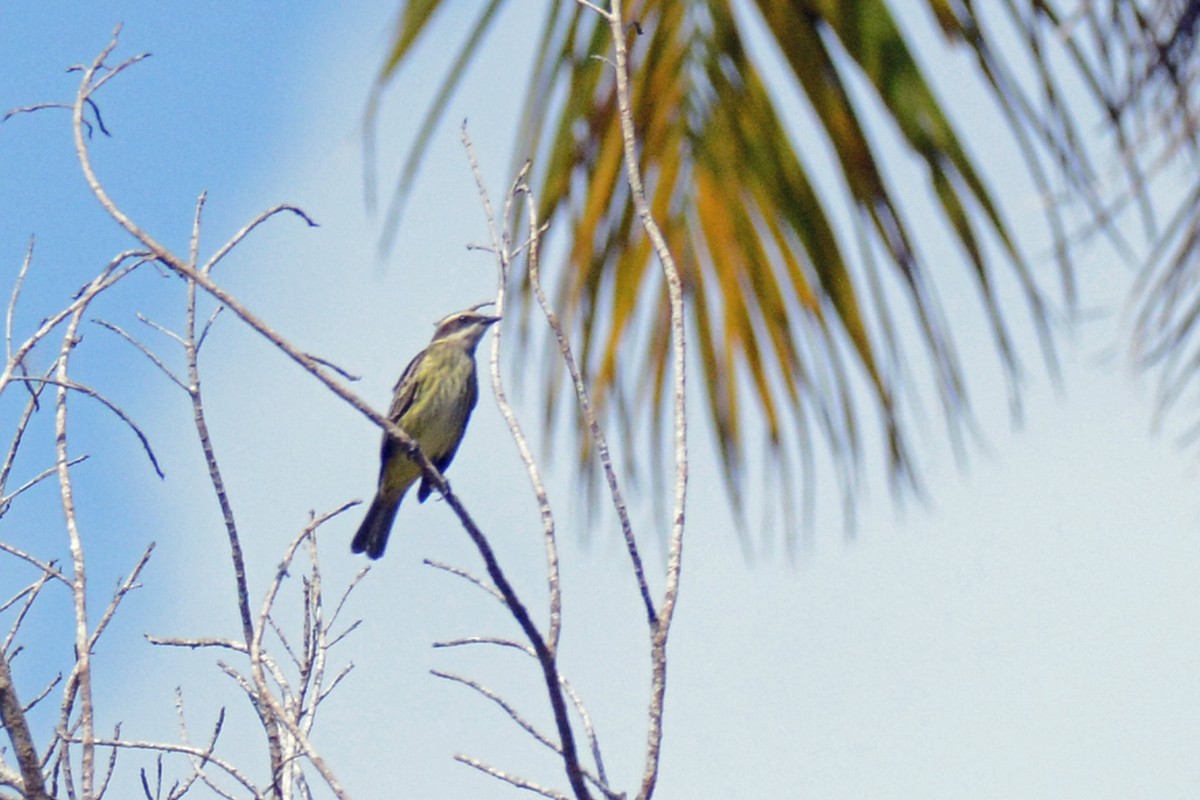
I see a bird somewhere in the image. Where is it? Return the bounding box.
[351,306,500,559]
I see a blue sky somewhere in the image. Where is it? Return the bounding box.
[1,3,1198,798]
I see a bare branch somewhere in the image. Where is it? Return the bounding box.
[60,32,488,600]
[88,49,152,96]
[266,616,302,673]
[327,567,369,632]
[22,673,62,717]
[433,666,564,751]
[95,722,121,800]
[324,618,362,652]
[453,754,571,800]
[454,127,593,797]
[0,250,148,397]
[93,319,187,390]
[54,270,105,798]
[5,238,34,364]
[215,661,256,700]
[314,662,354,706]
[253,671,347,798]
[0,544,69,588]
[431,488,591,797]
[202,205,319,275]
[170,221,290,790]
[296,529,331,739]
[1,455,89,519]
[16,375,163,478]
[86,543,155,653]
[251,524,349,798]
[0,649,49,800]
[433,639,615,796]
[195,306,223,353]
[433,636,535,656]
[576,4,689,797]
[145,635,247,653]
[559,676,610,793]
[516,170,654,626]
[1,573,53,646]
[422,558,504,604]
[464,132,565,657]
[173,691,238,800]
[302,351,361,382]
[76,737,257,797]
[2,102,73,123]
[0,367,51,511]
[135,312,187,347]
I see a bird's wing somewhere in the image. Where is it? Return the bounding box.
[379,349,426,464]
[388,350,426,420]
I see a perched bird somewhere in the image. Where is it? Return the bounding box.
[351,306,500,559]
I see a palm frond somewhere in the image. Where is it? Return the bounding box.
[370,0,1125,542]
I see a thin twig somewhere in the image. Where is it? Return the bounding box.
[456,125,590,799]
[88,49,152,96]
[463,132,565,655]
[303,352,361,382]
[13,373,163,479]
[560,676,611,795]
[2,455,89,518]
[433,636,535,655]
[181,191,286,791]
[201,205,318,276]
[314,662,355,706]
[145,636,247,653]
[135,312,187,347]
[5,238,34,364]
[433,637,617,797]
[0,250,148,398]
[95,722,121,800]
[251,524,349,799]
[92,319,187,391]
[20,673,61,717]
[578,4,689,798]
[54,269,105,799]
[436,490,590,798]
[174,690,238,800]
[0,544,69,588]
[432,669,561,755]
[422,558,504,604]
[1,574,52,639]
[0,373,50,513]
[2,102,72,123]
[517,172,655,626]
[75,737,256,797]
[327,567,369,633]
[0,648,49,800]
[86,543,154,653]
[454,754,571,800]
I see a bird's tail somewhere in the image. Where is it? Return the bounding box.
[350,494,400,560]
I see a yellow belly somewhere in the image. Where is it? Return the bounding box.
[380,350,475,500]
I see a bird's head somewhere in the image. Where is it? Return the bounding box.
[430,305,501,351]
